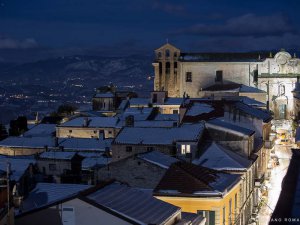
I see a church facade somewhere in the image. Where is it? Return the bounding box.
[153,43,300,119]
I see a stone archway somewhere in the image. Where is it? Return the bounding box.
[273,96,288,119]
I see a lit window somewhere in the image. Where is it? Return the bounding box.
[181,144,191,154]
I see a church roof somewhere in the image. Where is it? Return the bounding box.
[179,52,272,62]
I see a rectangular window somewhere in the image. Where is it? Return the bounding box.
[216,70,223,82]
[153,94,157,103]
[147,146,154,152]
[173,110,179,114]
[49,164,56,171]
[126,146,132,152]
[181,144,191,154]
[186,72,192,82]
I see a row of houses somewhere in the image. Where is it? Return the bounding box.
[0,85,275,225]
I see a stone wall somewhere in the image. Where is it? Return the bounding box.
[97,156,167,189]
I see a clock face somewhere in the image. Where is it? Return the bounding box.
[277,55,287,65]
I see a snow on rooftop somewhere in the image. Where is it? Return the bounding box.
[138,151,178,169]
[239,84,266,93]
[186,103,214,116]
[0,157,35,181]
[58,138,112,151]
[23,124,56,137]
[39,151,77,160]
[59,116,119,128]
[87,182,180,225]
[129,98,150,106]
[154,113,179,121]
[206,118,255,136]
[20,183,91,213]
[134,120,176,128]
[193,142,251,171]
[82,156,111,170]
[115,123,204,145]
[0,136,54,148]
[234,102,272,122]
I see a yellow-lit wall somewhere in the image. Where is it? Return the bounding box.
[155,181,241,225]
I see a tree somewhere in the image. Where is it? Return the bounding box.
[57,104,78,116]
[9,116,28,136]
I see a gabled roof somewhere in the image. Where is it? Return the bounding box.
[38,151,80,160]
[114,123,204,145]
[193,142,252,171]
[186,103,214,117]
[0,136,54,148]
[206,118,255,136]
[137,151,179,169]
[154,161,240,197]
[179,52,270,62]
[233,102,272,122]
[239,84,266,93]
[59,116,119,128]
[155,43,180,52]
[24,124,56,137]
[20,183,92,214]
[86,182,181,225]
[58,138,112,151]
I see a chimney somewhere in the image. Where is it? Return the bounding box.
[83,117,89,127]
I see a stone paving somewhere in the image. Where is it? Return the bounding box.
[258,144,292,225]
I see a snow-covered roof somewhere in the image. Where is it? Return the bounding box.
[115,123,204,145]
[87,182,180,225]
[0,156,36,181]
[239,84,266,93]
[137,151,179,169]
[193,142,251,171]
[38,151,78,160]
[0,136,54,148]
[154,113,179,121]
[20,183,91,213]
[58,138,112,151]
[23,124,56,137]
[238,96,266,107]
[186,103,214,116]
[234,102,272,122]
[134,120,176,128]
[82,156,111,170]
[59,116,119,128]
[206,118,255,136]
[129,98,150,106]
[114,123,204,145]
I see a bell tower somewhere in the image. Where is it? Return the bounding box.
[153,43,180,97]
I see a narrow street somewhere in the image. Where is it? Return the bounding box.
[258,142,293,225]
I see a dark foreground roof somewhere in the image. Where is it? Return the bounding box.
[270,149,300,224]
[154,161,240,197]
[86,182,181,225]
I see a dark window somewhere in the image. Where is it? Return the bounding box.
[147,146,154,152]
[126,146,132,152]
[173,110,179,114]
[186,72,192,82]
[216,70,223,82]
[157,52,162,59]
[159,62,162,74]
[69,130,72,133]
[49,164,56,171]
[166,62,170,74]
[174,52,177,58]
[165,49,170,58]
[253,69,258,83]
[152,94,157,103]
[174,62,177,69]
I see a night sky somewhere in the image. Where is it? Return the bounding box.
[0,0,300,61]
